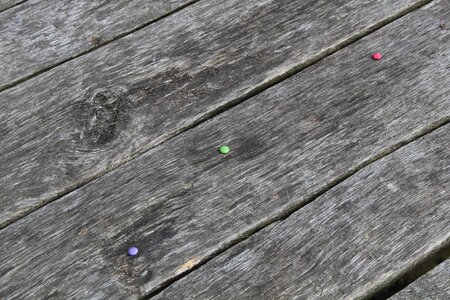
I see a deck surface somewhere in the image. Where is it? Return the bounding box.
[391,259,450,299]
[0,0,449,299]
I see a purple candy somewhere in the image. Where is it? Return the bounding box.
[127,246,138,256]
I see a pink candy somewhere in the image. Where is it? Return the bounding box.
[372,52,382,60]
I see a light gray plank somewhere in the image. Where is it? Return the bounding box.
[0,0,437,226]
[0,0,193,89]
[0,1,448,298]
[154,125,450,300]
[390,260,450,300]
[0,0,26,13]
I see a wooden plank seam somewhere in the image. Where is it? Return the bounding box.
[145,118,450,299]
[0,0,202,92]
[0,0,435,230]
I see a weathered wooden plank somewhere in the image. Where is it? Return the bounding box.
[390,260,450,299]
[0,1,448,298]
[0,0,26,13]
[154,124,450,300]
[0,0,194,89]
[0,0,436,227]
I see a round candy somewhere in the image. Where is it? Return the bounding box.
[128,246,138,256]
[372,52,382,60]
[219,145,230,154]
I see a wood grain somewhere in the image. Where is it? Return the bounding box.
[0,0,437,227]
[0,0,26,12]
[0,1,448,298]
[0,0,194,89]
[154,124,450,300]
[390,260,450,299]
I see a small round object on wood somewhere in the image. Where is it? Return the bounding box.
[372,52,382,60]
[219,145,230,154]
[128,246,139,256]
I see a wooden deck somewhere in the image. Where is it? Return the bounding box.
[0,0,448,299]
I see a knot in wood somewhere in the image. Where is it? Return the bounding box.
[81,88,124,147]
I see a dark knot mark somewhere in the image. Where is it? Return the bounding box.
[80,88,125,148]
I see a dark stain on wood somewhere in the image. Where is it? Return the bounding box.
[90,35,102,45]
[114,254,153,280]
[235,135,268,162]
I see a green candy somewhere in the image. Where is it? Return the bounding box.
[219,145,230,154]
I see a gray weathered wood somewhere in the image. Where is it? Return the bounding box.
[0,1,448,298]
[390,260,450,300]
[0,0,194,89]
[154,124,450,300]
[0,0,437,227]
[0,0,25,12]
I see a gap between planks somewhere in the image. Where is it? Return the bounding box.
[388,258,450,299]
[370,245,450,299]
[0,0,435,231]
[143,118,450,299]
[0,0,201,92]
[0,0,28,14]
